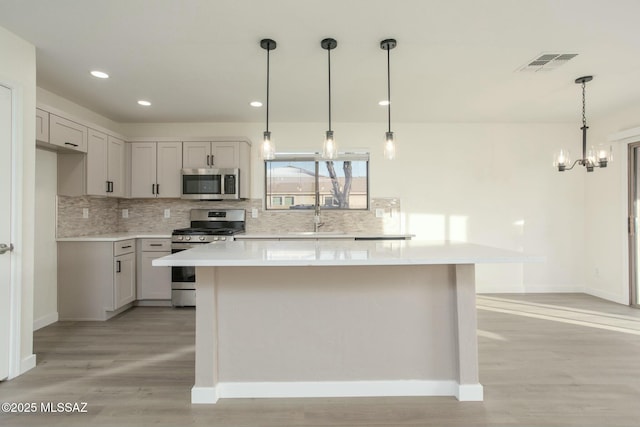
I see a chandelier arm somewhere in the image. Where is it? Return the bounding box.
[564,159,582,171]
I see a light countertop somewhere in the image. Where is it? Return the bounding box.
[57,233,172,242]
[152,239,543,267]
[234,233,414,240]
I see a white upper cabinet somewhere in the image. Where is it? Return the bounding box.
[86,129,125,197]
[49,114,87,153]
[107,136,125,197]
[182,141,239,169]
[130,141,182,198]
[35,108,49,143]
[156,142,182,197]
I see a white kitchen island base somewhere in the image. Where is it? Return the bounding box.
[153,240,540,404]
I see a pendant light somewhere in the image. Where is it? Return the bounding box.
[554,75,613,172]
[381,38,397,160]
[260,38,277,160]
[321,38,338,159]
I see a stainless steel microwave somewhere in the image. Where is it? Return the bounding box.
[180,168,240,200]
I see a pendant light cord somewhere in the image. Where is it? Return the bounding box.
[581,80,586,128]
[328,46,332,132]
[266,46,270,133]
[387,46,391,133]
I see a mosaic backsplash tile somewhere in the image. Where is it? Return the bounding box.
[57,196,402,237]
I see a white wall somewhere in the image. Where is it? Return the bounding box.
[37,87,124,135]
[34,148,58,330]
[122,120,585,293]
[585,104,640,304]
[0,25,36,375]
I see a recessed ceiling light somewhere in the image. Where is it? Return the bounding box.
[137,100,151,106]
[378,100,390,106]
[90,70,109,79]
[250,101,263,107]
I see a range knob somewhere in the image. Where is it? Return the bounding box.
[213,236,219,241]
[199,236,205,241]
[220,237,227,241]
[177,235,183,241]
[185,236,191,241]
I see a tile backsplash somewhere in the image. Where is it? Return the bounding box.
[57,196,402,237]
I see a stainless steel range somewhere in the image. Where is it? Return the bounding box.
[171,209,245,307]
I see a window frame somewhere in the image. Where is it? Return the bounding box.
[264,152,370,211]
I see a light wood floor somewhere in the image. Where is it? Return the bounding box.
[2,293,640,426]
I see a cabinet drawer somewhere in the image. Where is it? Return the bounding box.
[50,114,87,152]
[114,239,136,256]
[141,238,171,252]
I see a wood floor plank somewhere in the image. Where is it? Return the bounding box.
[1,293,640,426]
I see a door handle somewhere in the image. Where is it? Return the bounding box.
[0,243,13,255]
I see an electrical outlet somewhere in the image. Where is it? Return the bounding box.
[82,208,89,219]
[122,209,129,219]
[164,209,171,219]
[375,208,385,218]
[251,208,259,218]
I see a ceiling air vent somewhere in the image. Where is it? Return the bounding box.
[518,53,578,72]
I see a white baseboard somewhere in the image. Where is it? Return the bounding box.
[584,286,628,305]
[33,312,58,331]
[192,386,219,404]
[20,354,36,376]
[191,380,481,404]
[477,284,584,294]
[456,383,484,401]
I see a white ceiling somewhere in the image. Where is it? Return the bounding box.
[1,0,640,124]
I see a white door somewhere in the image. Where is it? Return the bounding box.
[0,84,13,380]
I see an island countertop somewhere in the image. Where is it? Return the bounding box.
[152,239,542,267]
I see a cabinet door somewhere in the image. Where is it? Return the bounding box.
[156,142,182,198]
[182,141,211,168]
[107,136,125,197]
[49,114,87,152]
[35,108,49,143]
[140,251,171,299]
[211,141,239,168]
[114,252,136,309]
[130,142,157,198]
[86,129,108,196]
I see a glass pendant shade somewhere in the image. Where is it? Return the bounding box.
[553,149,571,171]
[262,131,275,160]
[323,130,337,159]
[596,143,613,167]
[384,131,396,160]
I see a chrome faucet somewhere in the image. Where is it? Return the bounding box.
[314,193,324,232]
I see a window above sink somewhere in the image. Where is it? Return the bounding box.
[264,153,369,211]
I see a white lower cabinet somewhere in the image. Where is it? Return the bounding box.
[58,240,136,321]
[137,238,171,303]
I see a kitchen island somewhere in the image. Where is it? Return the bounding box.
[153,239,540,404]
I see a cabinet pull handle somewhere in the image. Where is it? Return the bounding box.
[64,142,79,147]
[211,155,214,166]
[152,184,155,194]
[106,181,110,193]
[156,183,160,195]
[116,260,121,273]
[206,154,210,166]
[149,243,163,247]
[108,181,113,193]
[121,245,132,249]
